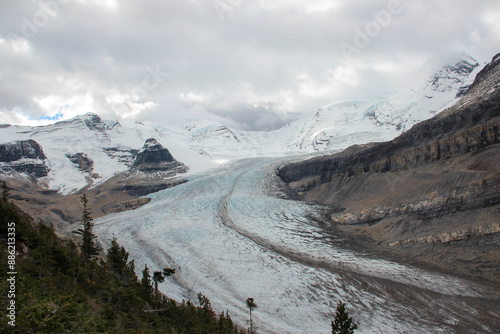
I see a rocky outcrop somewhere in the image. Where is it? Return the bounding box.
[66,153,94,173]
[102,198,152,214]
[104,147,138,165]
[329,177,500,226]
[82,113,106,131]
[389,223,500,247]
[132,138,188,175]
[115,179,187,196]
[0,140,49,178]
[0,139,47,162]
[134,138,175,165]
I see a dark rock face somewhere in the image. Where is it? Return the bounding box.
[0,139,47,162]
[66,153,94,173]
[82,113,107,132]
[278,114,499,193]
[455,84,471,98]
[0,140,49,177]
[115,179,187,196]
[104,147,138,165]
[1,162,50,178]
[467,52,500,93]
[102,198,152,214]
[133,138,187,174]
[134,138,175,165]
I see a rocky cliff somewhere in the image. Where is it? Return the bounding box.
[277,52,500,284]
[0,139,49,178]
[132,138,188,175]
[67,153,94,173]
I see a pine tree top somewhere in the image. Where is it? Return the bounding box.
[332,301,358,334]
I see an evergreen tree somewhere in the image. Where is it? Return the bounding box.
[246,297,257,334]
[73,193,99,262]
[331,301,358,334]
[198,293,217,323]
[218,310,235,333]
[106,236,135,280]
[152,267,176,301]
[0,181,9,233]
[141,264,153,300]
[1,180,8,203]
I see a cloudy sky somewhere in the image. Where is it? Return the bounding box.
[0,0,499,130]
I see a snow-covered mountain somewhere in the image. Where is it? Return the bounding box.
[281,55,481,151]
[0,56,482,194]
[0,114,218,194]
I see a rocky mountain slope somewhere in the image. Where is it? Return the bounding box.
[277,52,500,284]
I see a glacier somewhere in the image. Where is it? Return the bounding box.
[94,157,499,333]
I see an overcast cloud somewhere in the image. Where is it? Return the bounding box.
[0,0,499,130]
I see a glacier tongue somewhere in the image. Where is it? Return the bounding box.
[94,157,496,333]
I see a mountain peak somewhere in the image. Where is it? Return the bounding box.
[133,138,188,175]
[493,52,500,63]
[134,138,175,165]
[428,56,479,93]
[140,138,164,152]
[78,113,106,131]
[81,112,101,118]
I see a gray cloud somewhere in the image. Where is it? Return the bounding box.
[0,0,499,129]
